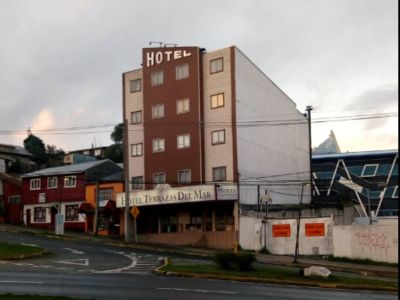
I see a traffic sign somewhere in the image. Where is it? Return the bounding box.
[130,206,140,218]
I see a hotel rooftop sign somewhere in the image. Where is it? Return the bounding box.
[145,49,192,67]
[116,184,237,208]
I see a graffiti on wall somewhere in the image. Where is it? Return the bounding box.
[355,230,392,257]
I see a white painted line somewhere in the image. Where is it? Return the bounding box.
[97,251,136,273]
[55,258,89,266]
[20,243,39,247]
[63,248,85,255]
[0,280,43,284]
[157,287,237,294]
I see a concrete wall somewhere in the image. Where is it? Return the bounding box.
[332,219,398,263]
[234,47,310,206]
[240,216,333,255]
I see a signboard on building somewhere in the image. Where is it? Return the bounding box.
[272,224,291,237]
[116,184,238,208]
[305,223,325,237]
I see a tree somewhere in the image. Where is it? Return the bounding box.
[104,143,123,163]
[110,123,124,144]
[46,144,65,167]
[23,134,48,166]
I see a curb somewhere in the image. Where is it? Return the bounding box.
[155,261,398,293]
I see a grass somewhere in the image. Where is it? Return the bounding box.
[0,295,92,300]
[0,242,45,259]
[327,256,398,267]
[161,261,398,290]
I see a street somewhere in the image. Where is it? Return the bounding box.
[0,231,397,300]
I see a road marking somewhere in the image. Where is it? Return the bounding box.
[55,258,89,266]
[0,280,43,284]
[96,251,137,273]
[157,287,237,294]
[63,248,85,255]
[20,243,40,247]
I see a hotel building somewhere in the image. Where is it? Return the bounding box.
[118,46,310,249]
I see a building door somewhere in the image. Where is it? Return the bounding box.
[26,209,31,226]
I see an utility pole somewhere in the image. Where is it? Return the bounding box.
[293,184,305,263]
[94,173,100,236]
[123,118,131,242]
[306,106,313,199]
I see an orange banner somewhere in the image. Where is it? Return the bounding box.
[305,223,325,237]
[272,224,291,237]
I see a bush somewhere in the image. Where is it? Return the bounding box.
[236,252,256,271]
[215,251,237,269]
[215,251,256,271]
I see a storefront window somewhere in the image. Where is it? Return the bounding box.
[216,209,234,231]
[161,215,177,233]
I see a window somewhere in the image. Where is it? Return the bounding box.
[34,207,46,222]
[99,188,113,202]
[131,176,144,190]
[210,57,223,74]
[94,149,102,156]
[177,134,190,149]
[178,169,191,184]
[393,186,398,198]
[153,172,166,185]
[211,130,225,145]
[65,204,79,222]
[30,178,41,190]
[216,209,234,231]
[64,176,77,188]
[361,164,379,177]
[152,104,165,119]
[151,70,164,86]
[210,93,224,109]
[131,111,142,124]
[130,79,142,93]
[8,195,21,204]
[213,166,226,181]
[152,138,165,153]
[176,98,190,114]
[47,177,58,189]
[176,63,189,80]
[131,143,143,157]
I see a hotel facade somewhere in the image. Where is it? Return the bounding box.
[118,46,310,249]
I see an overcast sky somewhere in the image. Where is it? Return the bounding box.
[0,0,397,152]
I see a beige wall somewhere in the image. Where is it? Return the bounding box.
[124,69,145,188]
[202,48,234,182]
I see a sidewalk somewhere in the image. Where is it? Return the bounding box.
[1,224,397,278]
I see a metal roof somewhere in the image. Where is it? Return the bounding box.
[22,159,115,177]
[313,149,398,160]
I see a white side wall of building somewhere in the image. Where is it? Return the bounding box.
[332,219,398,263]
[234,48,310,206]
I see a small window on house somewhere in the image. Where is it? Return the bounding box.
[213,166,226,182]
[65,204,79,222]
[94,149,102,157]
[131,176,144,190]
[131,111,142,124]
[177,134,190,149]
[47,177,58,189]
[210,93,224,109]
[131,143,143,157]
[176,63,189,80]
[210,57,223,74]
[98,188,113,202]
[211,130,225,145]
[176,98,190,114]
[151,70,164,86]
[361,164,379,177]
[8,195,21,204]
[34,207,46,222]
[130,79,142,93]
[153,172,166,186]
[152,104,165,119]
[30,178,41,190]
[64,176,77,188]
[178,169,191,184]
[152,138,165,153]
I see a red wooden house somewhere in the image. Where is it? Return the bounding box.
[21,159,122,231]
[0,173,23,224]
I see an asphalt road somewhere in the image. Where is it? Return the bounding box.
[0,231,397,300]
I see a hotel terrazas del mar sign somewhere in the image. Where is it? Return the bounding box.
[116,184,237,207]
[146,49,192,67]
